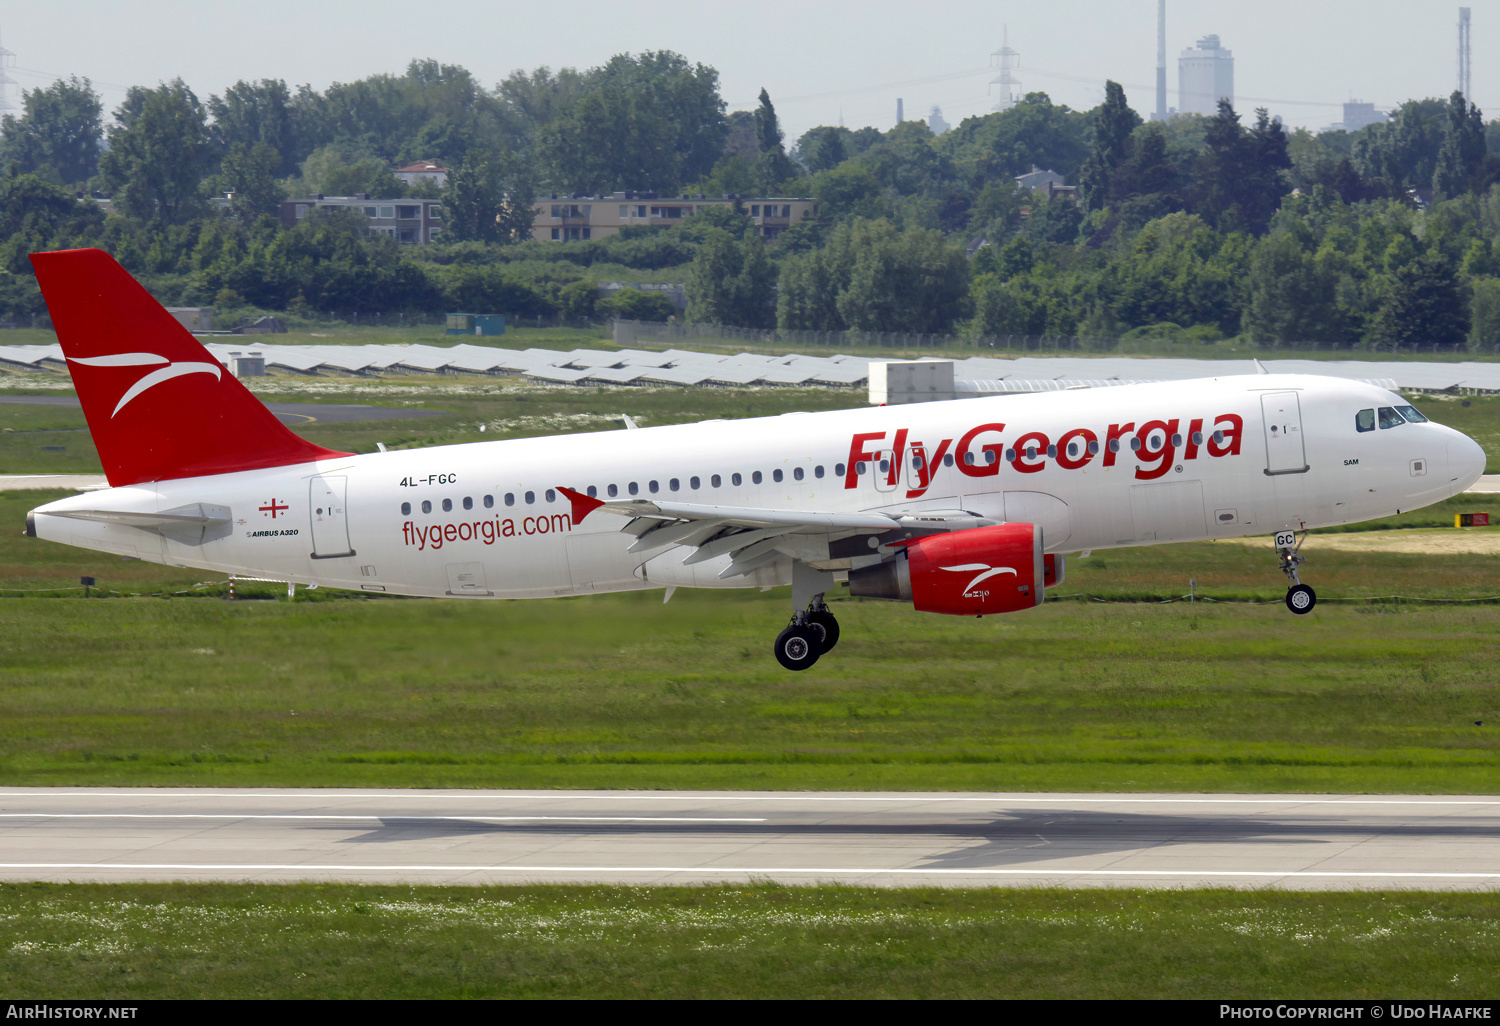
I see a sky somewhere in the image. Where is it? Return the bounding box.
[0,1,1494,143]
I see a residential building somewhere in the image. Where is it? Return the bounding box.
[393,161,449,187]
[1015,166,1066,191]
[530,193,816,243]
[279,195,444,244]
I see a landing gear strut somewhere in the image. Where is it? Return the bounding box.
[1276,530,1316,615]
[774,564,840,671]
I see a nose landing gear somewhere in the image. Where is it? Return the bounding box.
[1276,530,1316,614]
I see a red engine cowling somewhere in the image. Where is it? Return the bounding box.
[846,524,1051,615]
[905,523,1043,616]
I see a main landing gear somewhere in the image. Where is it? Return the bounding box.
[774,563,841,671]
[1276,530,1316,615]
[774,603,840,672]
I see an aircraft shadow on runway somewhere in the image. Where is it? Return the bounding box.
[300,810,1500,868]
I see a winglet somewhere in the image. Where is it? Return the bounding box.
[1253,358,1270,375]
[557,486,605,526]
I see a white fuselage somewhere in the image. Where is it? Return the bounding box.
[29,375,1486,598]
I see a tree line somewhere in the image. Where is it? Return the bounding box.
[1,55,1499,349]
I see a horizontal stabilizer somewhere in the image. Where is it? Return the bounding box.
[42,502,231,531]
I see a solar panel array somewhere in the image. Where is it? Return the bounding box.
[0,341,1482,393]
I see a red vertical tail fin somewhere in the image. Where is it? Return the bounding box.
[30,248,349,486]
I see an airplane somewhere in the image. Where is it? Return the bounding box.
[22,248,1490,670]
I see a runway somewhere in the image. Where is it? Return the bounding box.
[2,789,1497,890]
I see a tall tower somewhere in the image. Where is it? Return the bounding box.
[1179,34,1234,117]
[990,27,1021,112]
[0,34,16,116]
[1459,7,1472,100]
[1153,0,1168,121]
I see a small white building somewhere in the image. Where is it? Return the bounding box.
[393,161,449,188]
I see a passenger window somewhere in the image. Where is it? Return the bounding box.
[1004,449,1015,462]
[504,493,514,507]
[629,482,639,495]
[985,450,996,464]
[649,480,659,494]
[669,478,680,491]
[545,489,556,502]
[732,473,742,486]
[462,496,473,510]
[774,469,784,482]
[1395,405,1428,423]
[421,500,432,513]
[586,485,597,498]
[401,502,411,516]
[815,466,824,478]
[442,498,453,512]
[1088,440,1100,455]
[835,463,846,476]
[525,491,535,504]
[753,471,763,484]
[711,475,721,487]
[964,452,975,465]
[483,494,494,509]
[608,484,618,497]
[1190,432,1203,446]
[855,463,866,475]
[1046,445,1057,458]
[690,476,700,489]
[1378,406,1405,429]
[1067,442,1078,457]
[1108,439,1121,453]
[1129,438,1142,451]
[793,467,804,481]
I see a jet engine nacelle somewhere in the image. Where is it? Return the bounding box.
[849,523,1044,616]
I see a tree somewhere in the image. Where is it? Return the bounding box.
[442,154,534,244]
[1077,81,1142,211]
[1433,91,1487,200]
[1194,102,1290,234]
[98,80,211,224]
[686,228,776,327]
[220,142,284,220]
[0,76,103,185]
[208,79,324,178]
[1368,250,1469,350]
[753,88,799,190]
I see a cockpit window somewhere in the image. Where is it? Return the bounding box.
[1378,406,1406,429]
[1395,405,1428,424]
[1355,409,1375,433]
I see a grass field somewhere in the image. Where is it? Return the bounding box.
[1,883,1494,999]
[1,563,1496,792]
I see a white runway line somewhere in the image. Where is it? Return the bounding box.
[2,791,1497,806]
[0,814,766,823]
[2,863,1499,880]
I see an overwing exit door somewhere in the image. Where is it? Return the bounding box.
[309,475,355,558]
[1261,391,1309,476]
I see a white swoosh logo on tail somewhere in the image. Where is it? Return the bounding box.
[67,353,222,417]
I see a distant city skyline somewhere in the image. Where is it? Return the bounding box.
[0,1,1493,145]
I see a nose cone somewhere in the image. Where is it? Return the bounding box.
[1448,431,1487,495]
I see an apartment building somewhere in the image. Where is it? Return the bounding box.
[532,193,816,243]
[279,196,443,244]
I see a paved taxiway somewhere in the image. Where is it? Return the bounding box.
[2,789,1497,890]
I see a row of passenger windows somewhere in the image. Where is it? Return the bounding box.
[395,432,1232,516]
[1354,405,1428,432]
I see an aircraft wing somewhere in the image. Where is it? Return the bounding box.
[557,487,995,579]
